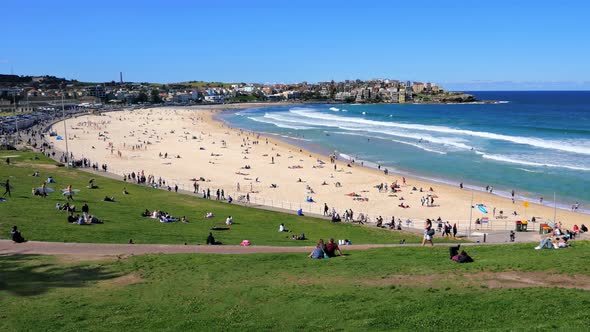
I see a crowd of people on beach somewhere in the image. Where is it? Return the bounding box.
[6,109,588,258]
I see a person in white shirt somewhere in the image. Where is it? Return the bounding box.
[225,216,233,225]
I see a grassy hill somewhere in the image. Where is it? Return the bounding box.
[0,151,431,246]
[1,243,589,331]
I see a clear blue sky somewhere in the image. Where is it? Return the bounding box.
[1,0,589,90]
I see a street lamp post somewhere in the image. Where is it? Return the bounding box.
[13,90,18,147]
[62,92,69,166]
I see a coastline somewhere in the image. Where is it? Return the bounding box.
[46,105,588,235]
[216,106,588,215]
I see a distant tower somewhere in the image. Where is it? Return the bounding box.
[120,72,123,84]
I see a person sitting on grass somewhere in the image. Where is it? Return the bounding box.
[206,232,221,245]
[309,242,326,259]
[331,213,341,222]
[225,216,233,225]
[279,223,289,232]
[205,212,214,218]
[103,196,115,202]
[141,209,151,217]
[324,238,343,257]
[11,226,26,243]
[60,202,75,212]
[181,216,188,223]
[376,216,384,228]
[67,213,77,223]
[451,250,474,263]
[76,214,87,225]
[123,187,129,195]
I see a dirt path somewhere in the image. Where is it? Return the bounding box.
[1,240,455,258]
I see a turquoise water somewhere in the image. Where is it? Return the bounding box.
[218,91,590,213]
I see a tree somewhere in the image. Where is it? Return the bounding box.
[151,89,162,104]
[134,92,149,104]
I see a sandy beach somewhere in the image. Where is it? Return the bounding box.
[47,106,588,234]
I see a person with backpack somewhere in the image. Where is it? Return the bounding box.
[422,219,434,246]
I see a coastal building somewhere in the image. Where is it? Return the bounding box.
[413,82,425,93]
[86,86,106,99]
[0,99,13,113]
[388,89,399,103]
[282,91,300,100]
[398,88,406,103]
[204,95,224,103]
[173,93,191,104]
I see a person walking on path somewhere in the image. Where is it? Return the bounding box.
[422,219,434,246]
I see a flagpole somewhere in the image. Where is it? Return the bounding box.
[468,191,473,238]
[553,191,557,222]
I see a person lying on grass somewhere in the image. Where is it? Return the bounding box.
[535,236,569,249]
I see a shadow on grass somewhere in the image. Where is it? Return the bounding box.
[0,254,120,297]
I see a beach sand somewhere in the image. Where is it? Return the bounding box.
[48,106,587,234]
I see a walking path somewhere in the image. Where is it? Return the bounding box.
[1,240,491,257]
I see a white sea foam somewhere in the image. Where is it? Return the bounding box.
[247,116,313,130]
[482,153,590,171]
[516,168,542,173]
[288,108,590,155]
[333,131,448,155]
[329,107,340,112]
[339,153,353,160]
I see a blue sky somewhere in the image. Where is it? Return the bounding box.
[1,0,589,90]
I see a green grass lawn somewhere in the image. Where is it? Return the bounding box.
[0,150,442,246]
[1,242,589,331]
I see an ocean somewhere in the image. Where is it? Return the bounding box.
[217,91,590,213]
